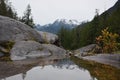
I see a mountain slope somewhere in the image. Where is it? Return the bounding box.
[35,19,80,34]
[106,0,120,14]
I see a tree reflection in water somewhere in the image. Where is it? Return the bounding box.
[1,57,119,80]
[1,58,94,80]
[71,56,120,80]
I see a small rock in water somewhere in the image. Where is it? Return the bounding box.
[0,52,4,57]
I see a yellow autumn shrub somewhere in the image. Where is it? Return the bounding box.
[96,27,119,53]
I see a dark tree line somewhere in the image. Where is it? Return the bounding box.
[0,0,17,19]
[0,0,34,28]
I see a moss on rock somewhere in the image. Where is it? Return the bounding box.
[0,41,14,53]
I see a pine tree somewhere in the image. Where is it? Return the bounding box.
[89,9,100,43]
[7,7,13,18]
[0,0,7,16]
[21,4,34,28]
[0,0,18,19]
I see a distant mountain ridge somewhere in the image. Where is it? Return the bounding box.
[35,19,80,34]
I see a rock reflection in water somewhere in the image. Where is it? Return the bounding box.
[0,58,59,79]
[1,59,97,80]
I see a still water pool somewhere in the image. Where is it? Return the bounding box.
[1,57,120,80]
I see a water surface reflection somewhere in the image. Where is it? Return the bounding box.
[1,59,97,80]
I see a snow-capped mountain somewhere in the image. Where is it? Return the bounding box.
[35,19,80,34]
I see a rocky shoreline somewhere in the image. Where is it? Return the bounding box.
[74,44,120,69]
[78,54,120,69]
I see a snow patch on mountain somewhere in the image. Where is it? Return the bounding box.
[35,19,81,34]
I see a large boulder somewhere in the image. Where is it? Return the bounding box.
[37,31,59,44]
[0,16,66,61]
[0,16,43,43]
[10,41,66,60]
[74,44,97,57]
[42,44,66,58]
[10,41,51,60]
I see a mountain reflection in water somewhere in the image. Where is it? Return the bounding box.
[0,58,97,80]
[1,57,120,80]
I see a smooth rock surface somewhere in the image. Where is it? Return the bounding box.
[0,16,43,43]
[25,50,51,58]
[37,31,58,44]
[82,54,120,69]
[10,41,51,60]
[42,44,66,58]
[74,44,97,57]
[10,41,66,60]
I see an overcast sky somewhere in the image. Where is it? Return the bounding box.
[10,0,117,25]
